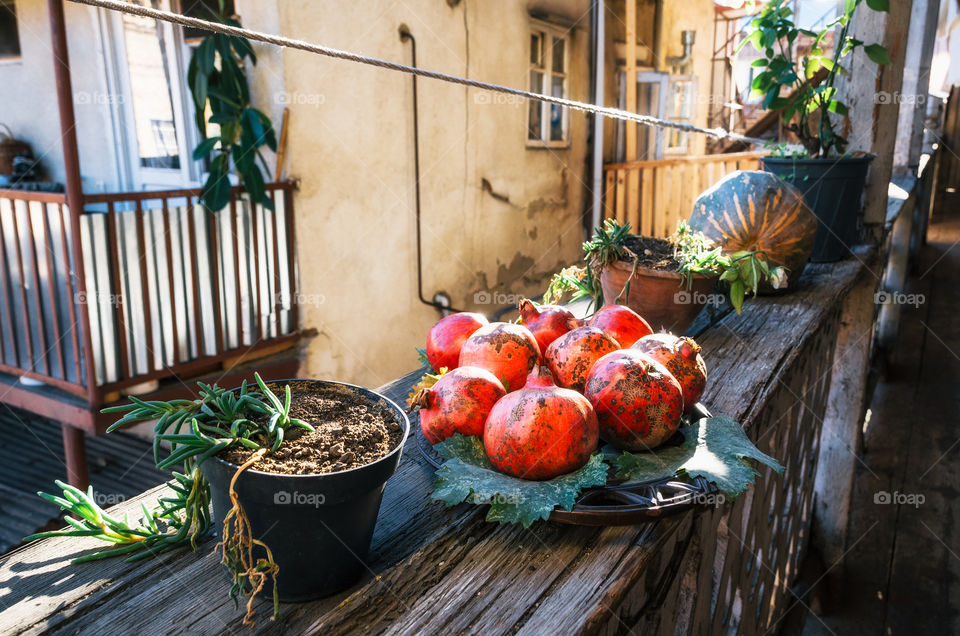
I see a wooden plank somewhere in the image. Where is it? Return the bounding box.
[615,169,627,225]
[667,163,684,237]
[653,165,666,238]
[625,0,637,162]
[59,204,83,385]
[604,169,616,222]
[106,203,131,381]
[603,151,766,171]
[0,259,872,635]
[626,166,641,232]
[134,200,154,373]
[40,203,66,380]
[8,200,36,373]
[640,166,654,237]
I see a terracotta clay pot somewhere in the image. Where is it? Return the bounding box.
[599,260,718,334]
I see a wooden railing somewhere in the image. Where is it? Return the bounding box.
[0,182,299,400]
[603,151,766,238]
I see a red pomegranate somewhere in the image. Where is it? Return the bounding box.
[588,304,653,348]
[426,312,488,372]
[584,349,684,451]
[458,322,540,392]
[484,366,599,480]
[412,367,506,444]
[633,333,707,412]
[517,298,574,352]
[544,326,620,392]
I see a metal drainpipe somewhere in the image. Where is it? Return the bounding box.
[590,0,605,233]
[399,24,465,316]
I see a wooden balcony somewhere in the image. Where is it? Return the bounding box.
[603,151,765,238]
[0,183,301,482]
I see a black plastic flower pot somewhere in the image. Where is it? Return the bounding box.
[200,380,409,603]
[761,155,873,262]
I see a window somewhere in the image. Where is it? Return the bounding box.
[665,76,696,155]
[527,23,568,147]
[107,0,210,188]
[615,71,667,161]
[0,0,21,60]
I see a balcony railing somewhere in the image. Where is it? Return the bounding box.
[603,151,765,238]
[0,182,299,403]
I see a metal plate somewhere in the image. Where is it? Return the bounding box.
[416,403,720,526]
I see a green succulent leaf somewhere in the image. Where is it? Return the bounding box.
[614,416,784,497]
[430,435,609,528]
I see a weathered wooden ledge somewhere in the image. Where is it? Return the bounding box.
[0,254,876,635]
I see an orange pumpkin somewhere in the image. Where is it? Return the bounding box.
[688,170,817,290]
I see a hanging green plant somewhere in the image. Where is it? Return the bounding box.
[187,1,277,211]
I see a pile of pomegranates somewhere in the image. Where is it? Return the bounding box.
[413,299,709,481]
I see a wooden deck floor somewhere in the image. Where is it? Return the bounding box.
[803,195,960,635]
[0,405,170,555]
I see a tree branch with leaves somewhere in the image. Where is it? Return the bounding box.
[739,0,890,157]
[187,2,277,211]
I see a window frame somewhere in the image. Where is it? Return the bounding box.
[102,0,206,190]
[664,75,697,156]
[526,20,570,149]
[0,0,23,62]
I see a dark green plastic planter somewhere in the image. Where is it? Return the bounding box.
[761,155,873,262]
[200,380,409,603]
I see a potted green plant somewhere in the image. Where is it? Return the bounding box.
[544,220,786,333]
[26,374,408,626]
[739,0,890,261]
[187,4,277,212]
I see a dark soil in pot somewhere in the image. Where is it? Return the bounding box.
[600,236,718,334]
[219,381,404,474]
[200,380,409,603]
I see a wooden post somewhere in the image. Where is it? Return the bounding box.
[62,425,89,491]
[625,0,637,162]
[893,0,941,173]
[811,251,879,604]
[48,0,98,487]
[834,0,914,240]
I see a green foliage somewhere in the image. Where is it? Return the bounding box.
[27,373,308,621]
[187,3,277,211]
[613,416,784,497]
[547,219,786,315]
[430,435,609,527]
[739,0,889,157]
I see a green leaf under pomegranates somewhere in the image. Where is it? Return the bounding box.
[613,416,784,497]
[430,434,609,528]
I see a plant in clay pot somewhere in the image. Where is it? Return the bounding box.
[26,374,408,625]
[544,220,786,332]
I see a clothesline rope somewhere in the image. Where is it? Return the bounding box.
[69,0,767,145]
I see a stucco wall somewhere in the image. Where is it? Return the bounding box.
[247,0,590,387]
[0,0,123,192]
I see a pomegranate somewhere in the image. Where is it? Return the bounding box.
[544,326,619,392]
[484,366,599,480]
[426,312,488,372]
[584,349,684,451]
[517,298,574,352]
[412,367,506,444]
[588,304,653,348]
[458,322,540,392]
[633,333,707,412]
